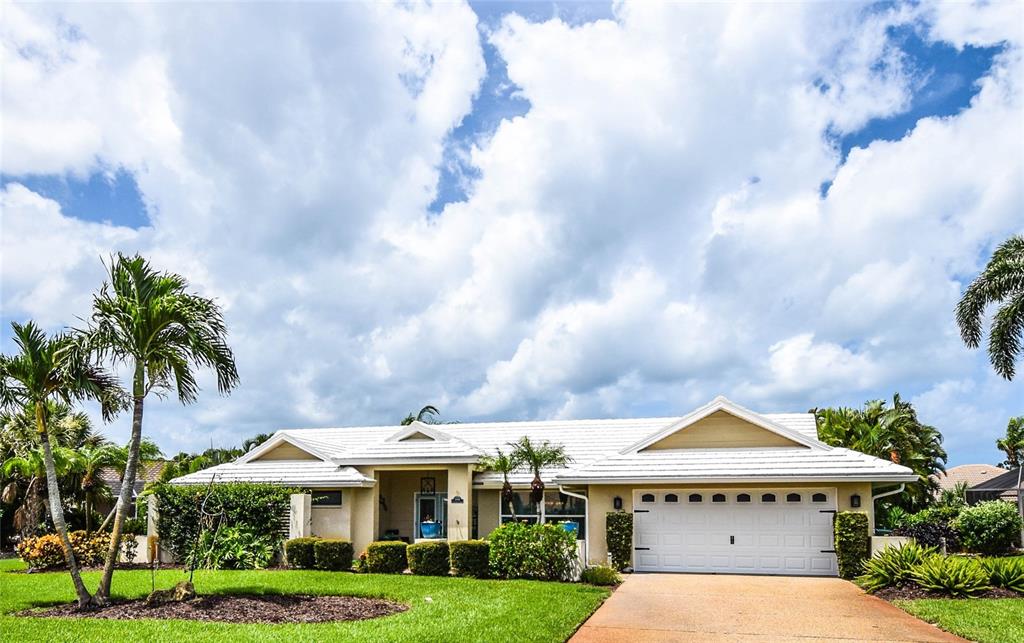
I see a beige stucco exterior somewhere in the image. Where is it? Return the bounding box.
[645,410,804,450]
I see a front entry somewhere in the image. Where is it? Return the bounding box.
[414,492,447,539]
[632,488,837,576]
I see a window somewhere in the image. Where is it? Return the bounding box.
[500,490,586,538]
[712,493,727,503]
[664,493,679,503]
[312,490,343,506]
[761,493,776,503]
[688,493,703,503]
[812,493,828,503]
[641,493,656,503]
[786,493,802,503]
[736,493,751,503]
[499,490,539,525]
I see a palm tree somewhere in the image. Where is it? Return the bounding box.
[1,401,103,458]
[477,448,522,517]
[956,234,1024,380]
[401,404,440,425]
[75,444,119,534]
[509,437,572,504]
[95,437,164,532]
[996,416,1024,469]
[0,321,123,608]
[2,446,79,537]
[80,253,239,604]
[242,432,273,452]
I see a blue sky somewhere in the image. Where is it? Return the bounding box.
[1,1,1021,464]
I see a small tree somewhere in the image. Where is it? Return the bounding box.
[996,416,1024,469]
[477,448,522,517]
[509,437,572,504]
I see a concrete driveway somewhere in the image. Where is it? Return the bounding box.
[571,573,966,642]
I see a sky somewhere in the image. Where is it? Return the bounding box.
[1,1,1021,465]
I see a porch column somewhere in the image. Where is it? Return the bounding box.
[446,464,472,542]
[289,493,311,540]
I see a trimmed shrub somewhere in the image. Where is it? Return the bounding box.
[16,531,111,570]
[450,540,490,578]
[980,557,1024,593]
[954,501,1022,555]
[154,483,295,560]
[857,541,936,592]
[912,555,990,597]
[408,540,450,576]
[488,521,577,581]
[314,539,354,571]
[606,512,633,571]
[581,564,621,586]
[894,505,962,551]
[285,537,319,569]
[835,511,870,579]
[366,541,408,573]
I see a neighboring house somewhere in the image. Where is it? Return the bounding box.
[171,396,914,576]
[933,464,1006,497]
[967,467,1023,505]
[96,461,168,518]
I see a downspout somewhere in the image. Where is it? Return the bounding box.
[558,485,589,569]
[871,484,906,536]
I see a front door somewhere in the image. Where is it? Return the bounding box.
[414,492,447,539]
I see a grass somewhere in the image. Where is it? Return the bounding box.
[0,558,609,642]
[895,598,1024,643]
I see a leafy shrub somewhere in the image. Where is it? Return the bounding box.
[835,512,870,579]
[980,557,1024,593]
[912,555,990,597]
[408,541,450,576]
[187,526,276,570]
[450,540,489,578]
[894,505,962,551]
[354,550,368,573]
[68,530,110,566]
[606,512,633,571]
[366,541,408,573]
[123,517,147,535]
[314,539,354,571]
[154,483,295,559]
[581,565,621,586]
[857,542,936,592]
[16,531,111,570]
[122,534,140,564]
[954,501,1023,555]
[488,521,577,581]
[285,537,319,569]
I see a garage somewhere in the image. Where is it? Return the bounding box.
[632,488,837,576]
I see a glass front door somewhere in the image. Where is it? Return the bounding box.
[414,492,447,539]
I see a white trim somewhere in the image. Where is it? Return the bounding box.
[385,422,452,443]
[236,433,334,464]
[333,455,481,465]
[621,396,824,454]
[553,474,918,484]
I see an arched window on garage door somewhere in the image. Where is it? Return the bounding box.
[664,493,679,503]
[812,493,828,503]
[688,493,703,503]
[761,493,776,503]
[786,493,802,502]
[712,493,727,503]
[737,493,751,503]
[641,493,656,503]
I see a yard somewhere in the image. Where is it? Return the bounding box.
[0,559,609,642]
[895,598,1024,643]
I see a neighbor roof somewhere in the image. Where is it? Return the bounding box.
[934,464,1006,491]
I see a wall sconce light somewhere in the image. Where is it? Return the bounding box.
[613,496,623,511]
[850,494,861,508]
[450,495,464,504]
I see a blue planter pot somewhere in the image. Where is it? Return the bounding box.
[420,521,441,539]
[560,521,578,536]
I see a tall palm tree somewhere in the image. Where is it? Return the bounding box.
[0,321,123,608]
[80,253,239,604]
[509,437,572,504]
[0,401,103,458]
[477,448,522,517]
[96,437,164,532]
[956,234,1024,380]
[2,446,79,537]
[75,444,119,534]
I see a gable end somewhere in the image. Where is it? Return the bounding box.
[643,410,807,450]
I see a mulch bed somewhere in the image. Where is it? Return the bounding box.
[874,584,1022,601]
[21,594,408,624]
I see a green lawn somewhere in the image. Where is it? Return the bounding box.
[0,559,609,642]
[895,598,1024,643]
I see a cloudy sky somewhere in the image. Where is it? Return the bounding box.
[1,1,1021,464]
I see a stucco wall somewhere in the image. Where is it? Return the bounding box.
[310,489,352,539]
[475,489,500,538]
[377,470,449,537]
[586,481,875,566]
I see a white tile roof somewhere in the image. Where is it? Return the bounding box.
[170,397,916,487]
[171,460,374,487]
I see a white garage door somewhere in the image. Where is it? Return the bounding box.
[633,488,837,576]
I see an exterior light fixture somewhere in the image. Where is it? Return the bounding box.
[850,494,861,508]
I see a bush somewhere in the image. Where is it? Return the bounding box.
[606,512,633,571]
[123,517,147,535]
[912,555,990,597]
[581,564,621,586]
[68,530,110,566]
[122,535,140,564]
[488,521,577,581]
[450,540,490,578]
[154,483,295,559]
[894,505,962,551]
[366,541,408,573]
[954,501,1023,555]
[16,531,111,570]
[408,541,450,576]
[980,557,1024,593]
[187,526,276,570]
[285,537,319,569]
[835,512,870,579]
[858,542,936,592]
[314,539,354,571]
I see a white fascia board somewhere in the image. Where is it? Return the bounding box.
[620,396,825,454]
[331,456,481,466]
[173,478,376,488]
[235,433,334,464]
[552,473,920,484]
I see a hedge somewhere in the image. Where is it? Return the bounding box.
[314,539,354,571]
[488,521,577,581]
[835,511,870,579]
[154,483,296,560]
[955,501,1023,555]
[450,540,490,578]
[606,512,633,571]
[366,541,408,573]
[408,540,451,576]
[285,537,318,569]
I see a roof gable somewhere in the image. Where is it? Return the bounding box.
[386,422,452,443]
[623,396,823,454]
[237,434,332,464]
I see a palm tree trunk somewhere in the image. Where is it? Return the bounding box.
[37,409,93,608]
[95,364,144,604]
